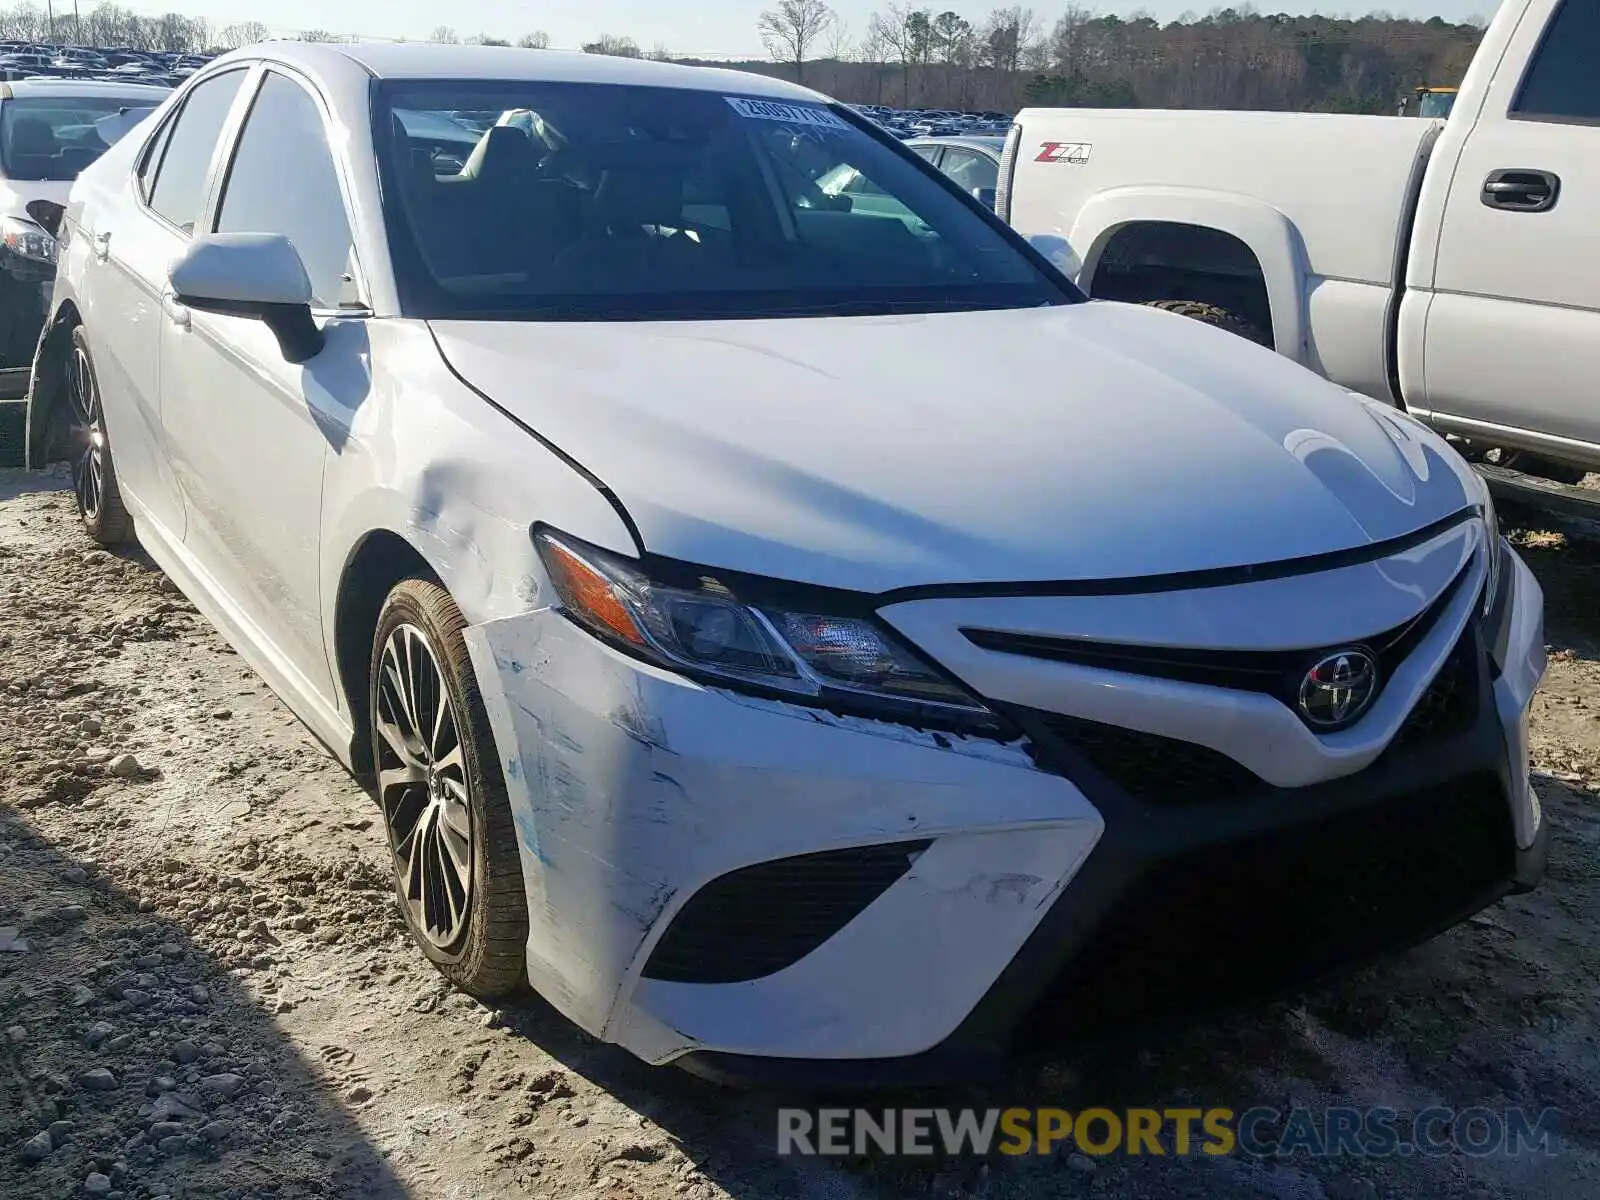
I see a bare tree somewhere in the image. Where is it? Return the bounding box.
[822,17,853,61]
[582,33,641,57]
[296,29,341,43]
[856,19,891,103]
[979,6,1034,74]
[932,10,971,64]
[218,21,270,49]
[427,25,459,44]
[757,0,836,85]
[517,31,550,49]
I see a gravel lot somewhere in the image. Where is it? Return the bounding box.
[2,464,1596,1200]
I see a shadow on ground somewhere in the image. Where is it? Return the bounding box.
[0,805,413,1200]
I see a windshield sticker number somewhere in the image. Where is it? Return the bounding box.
[726,97,849,130]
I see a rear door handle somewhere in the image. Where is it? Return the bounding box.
[1481,169,1561,213]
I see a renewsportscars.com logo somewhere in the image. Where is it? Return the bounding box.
[777,1106,1562,1159]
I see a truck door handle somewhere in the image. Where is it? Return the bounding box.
[92,231,111,262]
[1481,169,1560,213]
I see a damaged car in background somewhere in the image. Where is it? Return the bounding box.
[0,78,166,463]
[24,42,1548,1085]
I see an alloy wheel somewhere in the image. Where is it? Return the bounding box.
[376,623,474,950]
[67,344,105,520]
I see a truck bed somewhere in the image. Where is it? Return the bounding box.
[1006,109,1440,288]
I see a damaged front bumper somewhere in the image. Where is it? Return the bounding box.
[465,609,1107,1066]
[463,540,1547,1086]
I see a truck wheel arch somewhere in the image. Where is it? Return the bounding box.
[1069,189,1305,359]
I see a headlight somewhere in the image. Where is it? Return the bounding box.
[534,529,999,732]
[1481,492,1502,617]
[0,216,56,265]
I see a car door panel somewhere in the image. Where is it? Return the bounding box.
[159,67,363,703]
[1422,0,1600,447]
[162,311,368,699]
[82,69,250,536]
[75,186,181,532]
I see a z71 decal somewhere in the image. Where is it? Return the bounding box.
[1036,141,1092,164]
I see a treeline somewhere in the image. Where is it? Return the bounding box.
[0,2,268,52]
[0,4,554,54]
[0,1,1487,116]
[736,6,1488,114]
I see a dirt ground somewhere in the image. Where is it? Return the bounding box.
[1,463,1597,1200]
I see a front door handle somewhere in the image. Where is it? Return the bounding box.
[1482,169,1561,213]
[92,231,111,262]
[162,290,190,331]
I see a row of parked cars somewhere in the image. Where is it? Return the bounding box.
[0,41,211,88]
[847,102,1012,140]
[3,36,1554,1087]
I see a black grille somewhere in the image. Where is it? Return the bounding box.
[1016,772,1514,1045]
[1029,630,1481,805]
[964,566,1468,732]
[1038,713,1264,804]
[1389,632,1479,752]
[642,841,930,984]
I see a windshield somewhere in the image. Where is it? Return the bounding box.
[375,81,1076,320]
[0,95,160,182]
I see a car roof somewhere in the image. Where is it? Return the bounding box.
[908,135,1005,155]
[239,41,826,104]
[0,79,170,100]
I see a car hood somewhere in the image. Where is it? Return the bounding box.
[430,301,1480,594]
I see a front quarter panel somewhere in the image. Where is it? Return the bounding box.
[318,320,638,717]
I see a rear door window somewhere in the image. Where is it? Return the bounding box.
[146,69,247,233]
[940,148,999,195]
[1513,0,1600,124]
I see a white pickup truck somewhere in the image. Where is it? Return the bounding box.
[997,0,1599,506]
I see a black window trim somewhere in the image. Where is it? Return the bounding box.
[1507,0,1600,127]
[134,63,256,239]
[207,62,370,314]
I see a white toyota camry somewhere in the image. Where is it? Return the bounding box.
[25,42,1548,1085]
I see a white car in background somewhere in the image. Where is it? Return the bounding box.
[0,78,166,455]
[26,42,1548,1085]
[907,134,1003,209]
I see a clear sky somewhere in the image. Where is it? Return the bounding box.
[98,0,1500,60]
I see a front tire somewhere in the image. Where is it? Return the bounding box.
[67,327,133,545]
[370,578,528,996]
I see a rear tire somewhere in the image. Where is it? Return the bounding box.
[1144,299,1273,349]
[370,577,528,997]
[67,327,133,545]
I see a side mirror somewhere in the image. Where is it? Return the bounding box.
[169,233,325,364]
[973,186,997,211]
[1026,232,1083,283]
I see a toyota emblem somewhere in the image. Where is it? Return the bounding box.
[1298,649,1380,730]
